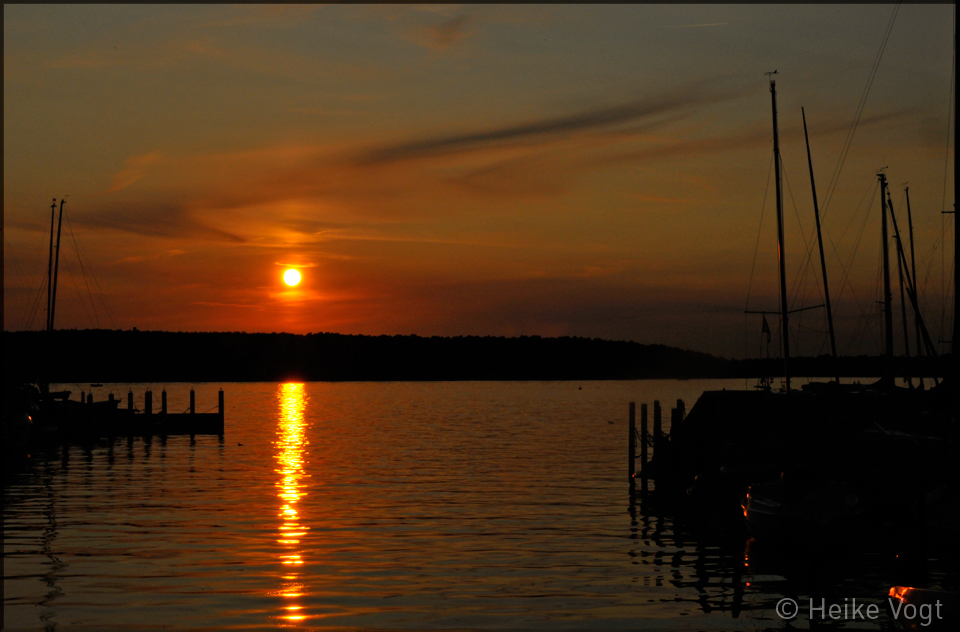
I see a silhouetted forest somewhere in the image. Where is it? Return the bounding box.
[3,329,951,383]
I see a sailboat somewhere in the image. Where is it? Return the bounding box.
[668,75,955,544]
[23,198,122,438]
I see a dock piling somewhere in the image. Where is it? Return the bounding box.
[629,402,636,484]
[653,400,662,457]
[128,390,134,411]
[145,391,152,416]
[640,403,648,488]
[161,390,167,414]
[218,389,224,420]
[190,389,195,415]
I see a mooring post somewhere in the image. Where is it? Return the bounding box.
[640,403,649,488]
[161,390,167,414]
[109,393,115,403]
[653,400,662,456]
[218,389,225,436]
[145,391,153,416]
[128,390,134,411]
[671,399,685,445]
[190,389,196,415]
[87,393,93,404]
[81,390,85,404]
[628,402,636,484]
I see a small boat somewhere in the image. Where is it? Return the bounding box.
[741,469,861,541]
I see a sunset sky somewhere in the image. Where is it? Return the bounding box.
[4,4,955,359]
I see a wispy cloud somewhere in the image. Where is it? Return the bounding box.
[78,204,246,243]
[353,80,752,165]
[666,22,730,29]
[408,14,473,51]
[108,151,164,192]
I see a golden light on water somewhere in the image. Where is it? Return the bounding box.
[275,382,310,622]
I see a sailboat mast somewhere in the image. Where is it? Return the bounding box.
[49,198,65,332]
[770,77,790,392]
[904,187,923,360]
[801,108,837,378]
[46,198,56,331]
[879,173,894,380]
[896,233,911,383]
[888,193,940,361]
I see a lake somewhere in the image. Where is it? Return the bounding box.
[3,379,910,630]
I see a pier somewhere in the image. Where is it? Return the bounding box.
[627,382,955,544]
[628,398,683,495]
[30,387,226,441]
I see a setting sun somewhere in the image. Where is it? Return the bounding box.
[283,269,301,286]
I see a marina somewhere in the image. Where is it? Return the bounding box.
[7,379,955,631]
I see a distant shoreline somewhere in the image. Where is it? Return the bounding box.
[3,329,951,383]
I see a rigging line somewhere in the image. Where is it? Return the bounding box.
[823,176,876,322]
[783,159,826,318]
[64,209,119,329]
[68,259,99,328]
[64,214,100,328]
[783,154,828,358]
[940,4,955,341]
[25,273,48,331]
[745,152,776,313]
[64,211,107,329]
[782,157,813,304]
[821,2,901,221]
[20,223,52,330]
[833,182,877,337]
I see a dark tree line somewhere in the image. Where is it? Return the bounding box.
[3,329,950,383]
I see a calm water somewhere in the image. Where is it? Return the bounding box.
[3,380,910,630]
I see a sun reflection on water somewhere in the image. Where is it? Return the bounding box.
[275,383,310,623]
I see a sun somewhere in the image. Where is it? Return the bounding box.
[283,269,301,286]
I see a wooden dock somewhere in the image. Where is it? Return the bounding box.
[34,388,225,439]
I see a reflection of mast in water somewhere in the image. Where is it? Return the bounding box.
[38,455,68,631]
[275,383,310,624]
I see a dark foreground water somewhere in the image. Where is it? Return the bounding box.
[3,380,936,630]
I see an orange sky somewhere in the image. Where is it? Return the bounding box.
[4,4,955,358]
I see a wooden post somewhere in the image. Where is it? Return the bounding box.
[190,389,195,415]
[128,390,133,411]
[161,390,167,414]
[218,389,225,436]
[653,400,662,458]
[640,403,648,488]
[81,390,85,404]
[87,392,93,404]
[145,391,152,416]
[628,402,636,484]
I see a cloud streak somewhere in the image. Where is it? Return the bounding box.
[78,204,246,243]
[353,80,754,165]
